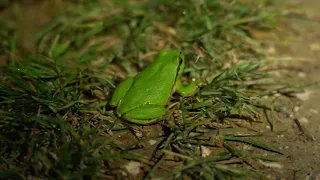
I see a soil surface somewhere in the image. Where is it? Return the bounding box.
[259,0,320,179]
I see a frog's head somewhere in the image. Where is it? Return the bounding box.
[158,50,185,68]
[177,51,185,74]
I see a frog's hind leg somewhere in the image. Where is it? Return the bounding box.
[110,77,134,106]
[122,104,166,125]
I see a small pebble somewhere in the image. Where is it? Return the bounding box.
[293,106,300,113]
[258,160,283,169]
[121,171,127,176]
[299,117,309,124]
[296,90,312,101]
[267,46,276,54]
[310,43,320,51]
[200,146,211,157]
[125,161,141,175]
[158,132,164,136]
[148,140,157,146]
[310,109,318,114]
[135,130,143,138]
[284,113,291,118]
[277,106,287,112]
[297,72,306,78]
[274,93,281,97]
[266,175,272,179]
[273,71,281,77]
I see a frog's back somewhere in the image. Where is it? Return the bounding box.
[119,50,180,113]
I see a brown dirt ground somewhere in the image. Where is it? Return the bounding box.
[255,0,320,179]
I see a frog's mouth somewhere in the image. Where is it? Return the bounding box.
[178,52,183,63]
[175,54,182,80]
[177,52,183,73]
[170,52,183,96]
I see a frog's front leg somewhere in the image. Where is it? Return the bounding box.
[175,80,200,97]
[110,77,134,106]
[122,104,167,124]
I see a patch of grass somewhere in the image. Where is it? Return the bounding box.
[0,0,292,179]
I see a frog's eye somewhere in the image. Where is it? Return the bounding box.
[178,57,183,65]
[172,56,182,65]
